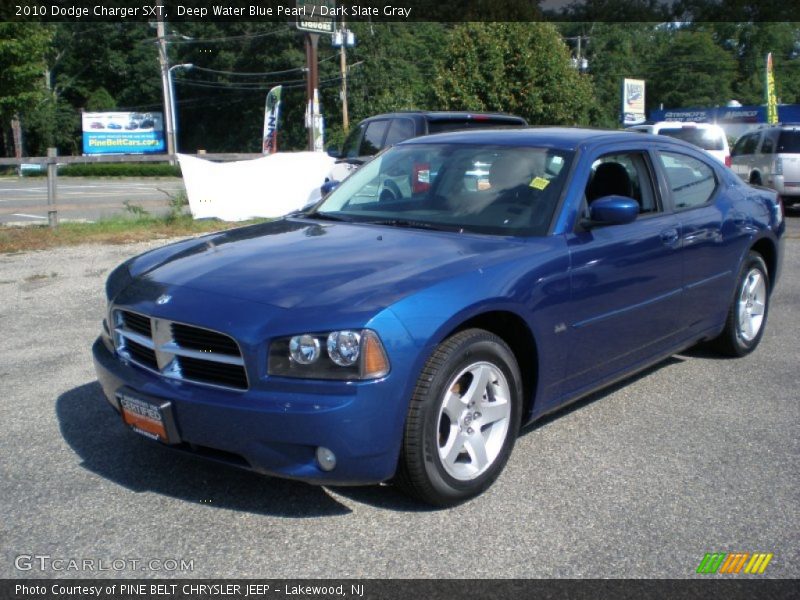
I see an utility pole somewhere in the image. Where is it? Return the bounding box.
[155,0,174,159]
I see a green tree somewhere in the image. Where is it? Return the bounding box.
[433,23,594,126]
[647,28,737,110]
[0,23,51,155]
[572,23,666,127]
[86,87,117,111]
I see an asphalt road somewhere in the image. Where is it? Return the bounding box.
[0,222,798,579]
[0,177,185,224]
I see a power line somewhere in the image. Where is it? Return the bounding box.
[164,27,293,45]
[190,65,306,77]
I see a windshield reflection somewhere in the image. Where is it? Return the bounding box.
[312,144,573,236]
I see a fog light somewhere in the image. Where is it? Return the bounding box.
[316,446,337,471]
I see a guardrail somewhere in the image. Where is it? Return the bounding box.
[0,149,262,227]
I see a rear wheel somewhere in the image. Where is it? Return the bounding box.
[712,252,770,357]
[396,329,522,506]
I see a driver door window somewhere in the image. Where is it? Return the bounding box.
[586,152,661,215]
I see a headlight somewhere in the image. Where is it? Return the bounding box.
[269,329,389,380]
[289,334,321,365]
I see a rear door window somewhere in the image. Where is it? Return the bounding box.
[658,152,717,210]
[383,118,416,147]
[733,133,759,156]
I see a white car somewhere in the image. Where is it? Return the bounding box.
[628,122,731,167]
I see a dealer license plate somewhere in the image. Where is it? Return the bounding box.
[117,391,179,444]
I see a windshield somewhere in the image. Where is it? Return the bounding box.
[657,127,725,151]
[311,143,573,236]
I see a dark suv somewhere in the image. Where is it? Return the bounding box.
[332,111,528,165]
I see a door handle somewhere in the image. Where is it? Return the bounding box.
[660,228,679,247]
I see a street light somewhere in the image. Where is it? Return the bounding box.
[168,63,193,154]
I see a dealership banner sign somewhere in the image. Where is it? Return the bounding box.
[766,53,778,125]
[82,112,165,155]
[262,86,282,154]
[622,78,646,125]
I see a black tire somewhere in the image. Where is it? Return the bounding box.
[712,252,770,357]
[396,328,523,506]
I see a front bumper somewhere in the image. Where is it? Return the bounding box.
[92,337,405,485]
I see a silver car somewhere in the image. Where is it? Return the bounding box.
[731,124,800,206]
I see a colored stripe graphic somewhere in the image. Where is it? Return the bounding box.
[697,553,727,574]
[719,553,749,574]
[744,553,773,574]
[697,552,773,574]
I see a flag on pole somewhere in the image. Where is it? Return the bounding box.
[263,85,283,154]
[766,53,778,125]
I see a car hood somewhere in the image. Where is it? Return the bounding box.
[128,219,526,312]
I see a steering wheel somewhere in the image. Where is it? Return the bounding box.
[378,179,403,203]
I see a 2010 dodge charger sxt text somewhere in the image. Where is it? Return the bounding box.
[93,128,785,505]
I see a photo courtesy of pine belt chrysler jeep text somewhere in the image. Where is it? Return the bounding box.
[93,128,785,506]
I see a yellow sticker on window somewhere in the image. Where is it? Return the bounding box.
[530,177,549,190]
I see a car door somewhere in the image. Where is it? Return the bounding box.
[560,148,683,399]
[654,149,738,335]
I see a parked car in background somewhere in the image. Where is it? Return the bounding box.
[333,111,528,165]
[322,111,528,193]
[731,124,800,206]
[628,122,731,166]
[93,128,783,506]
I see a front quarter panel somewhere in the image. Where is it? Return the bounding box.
[387,235,571,418]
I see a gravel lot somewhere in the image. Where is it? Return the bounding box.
[1,218,798,579]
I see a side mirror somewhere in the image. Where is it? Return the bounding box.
[326,147,342,159]
[320,179,340,196]
[586,195,639,226]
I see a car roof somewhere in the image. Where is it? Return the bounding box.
[398,127,665,150]
[361,111,527,124]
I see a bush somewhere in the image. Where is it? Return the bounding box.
[20,163,182,177]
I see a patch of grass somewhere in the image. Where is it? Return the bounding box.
[0,214,268,254]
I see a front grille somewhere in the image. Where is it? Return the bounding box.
[122,311,152,337]
[113,309,248,391]
[172,323,240,356]
[126,339,158,370]
[178,356,248,389]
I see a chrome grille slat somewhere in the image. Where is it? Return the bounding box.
[160,342,244,365]
[117,328,156,348]
[112,309,248,391]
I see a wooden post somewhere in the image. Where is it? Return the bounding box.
[46,147,58,228]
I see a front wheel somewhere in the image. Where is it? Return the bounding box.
[712,252,770,357]
[396,329,522,506]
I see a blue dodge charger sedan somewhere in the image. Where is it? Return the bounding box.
[93,128,784,505]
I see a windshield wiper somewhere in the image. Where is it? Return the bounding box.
[304,211,354,222]
[367,218,462,232]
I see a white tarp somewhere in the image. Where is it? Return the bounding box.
[178,152,336,222]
